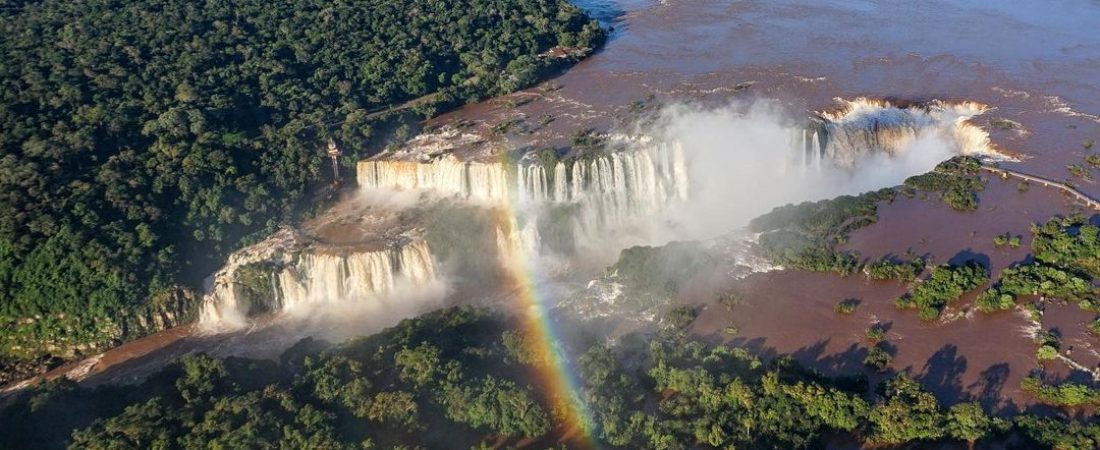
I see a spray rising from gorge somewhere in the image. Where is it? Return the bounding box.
[197,97,1002,331]
[659,98,998,239]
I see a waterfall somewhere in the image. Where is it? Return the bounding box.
[784,98,1001,172]
[553,162,568,201]
[358,141,687,207]
[810,98,998,168]
[801,129,808,168]
[355,156,511,203]
[196,97,1009,337]
[495,216,542,265]
[200,282,249,330]
[358,141,689,257]
[199,237,437,330]
[274,241,436,311]
[812,130,823,173]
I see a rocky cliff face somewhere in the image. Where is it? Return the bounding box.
[129,287,200,335]
[812,98,997,168]
[197,228,438,331]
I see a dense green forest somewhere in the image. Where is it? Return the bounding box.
[895,262,988,321]
[901,154,986,211]
[750,185,897,275]
[0,0,603,377]
[4,306,1099,450]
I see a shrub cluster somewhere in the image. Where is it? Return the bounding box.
[611,242,716,303]
[1021,377,1100,408]
[896,262,989,321]
[864,257,925,282]
[1034,330,1061,361]
[977,215,1099,312]
[835,298,860,314]
[902,156,986,211]
[992,233,1022,248]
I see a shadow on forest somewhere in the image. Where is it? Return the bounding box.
[702,332,1030,416]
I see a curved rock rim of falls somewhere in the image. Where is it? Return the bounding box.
[198,230,437,332]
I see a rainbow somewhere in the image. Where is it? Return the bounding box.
[493,207,600,449]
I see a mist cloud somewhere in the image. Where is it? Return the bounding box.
[640,100,965,243]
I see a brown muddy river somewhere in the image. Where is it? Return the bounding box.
[7,0,1100,412]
